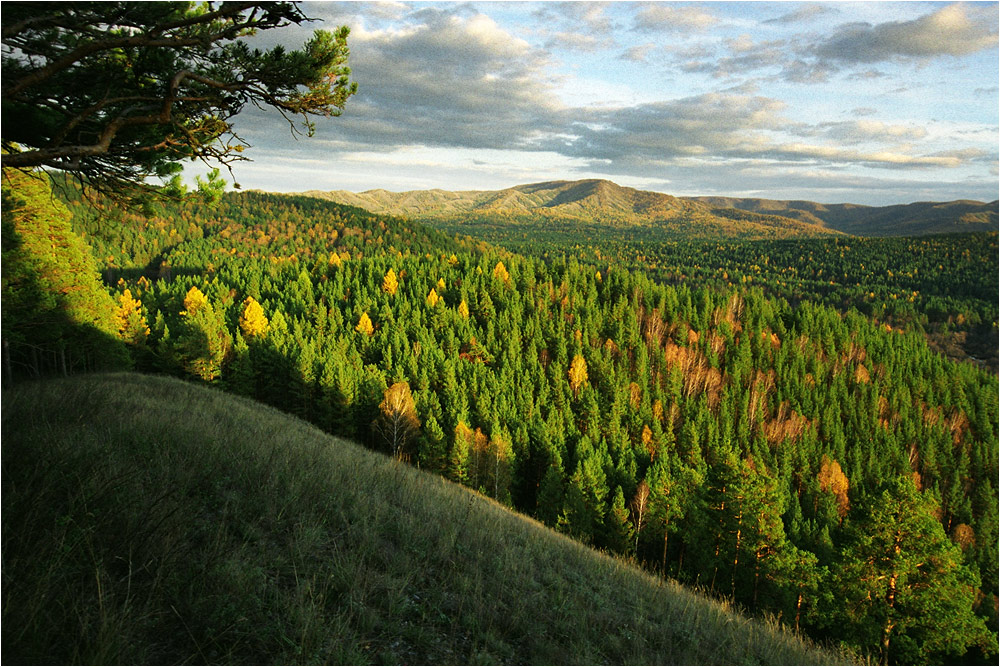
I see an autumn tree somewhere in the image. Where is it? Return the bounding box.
[568,353,588,396]
[2,2,357,197]
[115,289,150,345]
[817,455,850,520]
[493,260,510,284]
[630,479,651,552]
[355,312,374,336]
[373,381,420,460]
[238,296,269,339]
[382,268,398,295]
[176,285,231,381]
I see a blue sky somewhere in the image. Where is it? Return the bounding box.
[225,1,999,205]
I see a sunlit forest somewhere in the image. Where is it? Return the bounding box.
[5,169,996,664]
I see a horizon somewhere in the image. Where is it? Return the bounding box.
[289,175,1000,206]
[198,1,998,207]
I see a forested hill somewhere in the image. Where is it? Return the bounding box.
[3,172,997,664]
[59,185,484,279]
[304,179,842,239]
[689,196,1000,237]
[303,178,998,238]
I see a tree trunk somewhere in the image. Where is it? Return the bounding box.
[794,591,803,633]
[661,520,670,574]
[3,339,12,387]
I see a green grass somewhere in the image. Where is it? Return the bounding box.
[2,373,854,664]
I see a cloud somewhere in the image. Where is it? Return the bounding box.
[544,31,614,52]
[547,92,789,162]
[632,2,718,32]
[534,1,616,36]
[319,11,565,151]
[668,4,997,84]
[815,120,929,144]
[814,4,998,63]
[764,4,837,25]
[619,43,656,63]
[224,2,996,206]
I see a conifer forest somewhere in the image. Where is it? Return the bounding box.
[2,3,998,665]
[4,168,996,664]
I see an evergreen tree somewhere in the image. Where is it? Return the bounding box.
[833,477,993,665]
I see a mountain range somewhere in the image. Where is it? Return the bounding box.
[303,179,998,238]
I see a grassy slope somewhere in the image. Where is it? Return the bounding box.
[2,373,852,665]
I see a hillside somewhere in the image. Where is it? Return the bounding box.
[1,373,848,665]
[689,196,1000,237]
[57,187,477,279]
[304,179,997,238]
[5,172,995,665]
[305,179,842,240]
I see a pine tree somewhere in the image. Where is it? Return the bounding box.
[177,286,231,382]
[833,477,993,664]
[417,414,448,473]
[2,168,128,378]
[450,421,474,485]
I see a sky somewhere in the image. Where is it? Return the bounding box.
[221,1,999,206]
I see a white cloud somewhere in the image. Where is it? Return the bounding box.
[814,4,999,63]
[632,2,719,32]
[764,4,838,25]
[816,120,929,144]
[619,43,656,63]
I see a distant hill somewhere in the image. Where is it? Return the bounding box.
[304,179,998,238]
[689,196,999,237]
[305,179,842,240]
[2,373,848,665]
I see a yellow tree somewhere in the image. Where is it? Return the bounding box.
[182,285,208,314]
[457,299,470,319]
[493,260,510,284]
[355,312,374,336]
[382,267,398,295]
[568,353,589,396]
[238,296,269,339]
[115,288,149,345]
[426,288,440,307]
[818,455,850,520]
[373,381,420,460]
[178,286,230,381]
